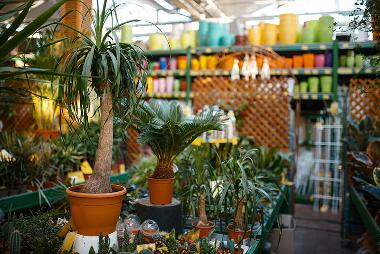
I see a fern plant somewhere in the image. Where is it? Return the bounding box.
[132,100,222,179]
[56,0,147,193]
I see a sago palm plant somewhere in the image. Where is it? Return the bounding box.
[57,0,147,193]
[132,100,222,179]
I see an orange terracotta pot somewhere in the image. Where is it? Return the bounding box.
[303,53,315,68]
[293,55,303,68]
[66,184,126,236]
[193,221,215,238]
[34,129,60,140]
[148,177,174,205]
[227,224,252,243]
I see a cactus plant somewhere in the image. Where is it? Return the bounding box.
[9,230,21,254]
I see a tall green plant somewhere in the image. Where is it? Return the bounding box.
[132,100,222,179]
[216,149,273,231]
[57,0,147,193]
[177,146,217,226]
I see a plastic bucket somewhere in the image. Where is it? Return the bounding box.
[300,81,308,93]
[320,76,332,93]
[293,55,303,68]
[279,25,298,44]
[280,13,298,25]
[248,26,261,45]
[308,77,319,93]
[303,54,315,68]
[149,33,165,50]
[262,23,278,45]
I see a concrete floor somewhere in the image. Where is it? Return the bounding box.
[294,204,355,254]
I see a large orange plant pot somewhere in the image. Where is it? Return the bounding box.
[66,184,126,236]
[148,177,174,205]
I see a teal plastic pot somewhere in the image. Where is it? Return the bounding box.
[320,76,332,93]
[300,81,308,93]
[308,77,319,93]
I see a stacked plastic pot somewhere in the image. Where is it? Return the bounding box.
[279,14,298,44]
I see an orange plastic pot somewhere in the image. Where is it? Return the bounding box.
[148,177,174,205]
[66,184,126,236]
[293,55,303,68]
[227,224,252,243]
[284,58,293,68]
[193,221,215,238]
[303,53,315,68]
[34,129,60,140]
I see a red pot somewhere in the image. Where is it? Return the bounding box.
[34,129,60,140]
[148,177,174,205]
[227,224,252,243]
[193,221,215,238]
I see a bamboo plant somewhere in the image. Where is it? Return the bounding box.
[57,0,147,193]
[131,100,222,179]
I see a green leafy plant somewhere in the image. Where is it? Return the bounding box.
[216,148,273,232]
[57,0,147,193]
[129,155,157,188]
[344,116,380,152]
[176,146,217,227]
[131,100,222,179]
[2,209,67,254]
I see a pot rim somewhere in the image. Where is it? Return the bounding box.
[66,184,126,198]
[147,177,175,181]
[193,221,215,229]
[227,223,252,233]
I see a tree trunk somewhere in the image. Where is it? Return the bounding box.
[197,192,209,226]
[81,82,113,193]
[234,199,245,231]
[151,159,174,179]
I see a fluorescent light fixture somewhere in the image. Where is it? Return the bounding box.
[153,0,175,10]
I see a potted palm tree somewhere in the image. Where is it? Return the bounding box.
[216,148,272,243]
[57,0,147,241]
[177,146,217,238]
[132,100,222,205]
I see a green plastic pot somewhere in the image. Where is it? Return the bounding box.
[300,81,308,93]
[355,54,364,68]
[320,76,332,93]
[340,55,346,67]
[294,84,300,93]
[308,77,319,93]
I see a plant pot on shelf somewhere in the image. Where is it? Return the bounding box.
[308,77,319,93]
[193,221,215,238]
[320,76,332,93]
[227,224,252,243]
[66,184,126,236]
[34,129,60,140]
[148,177,174,205]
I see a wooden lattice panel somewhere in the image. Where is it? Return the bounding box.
[126,128,140,165]
[349,78,380,121]
[193,77,289,150]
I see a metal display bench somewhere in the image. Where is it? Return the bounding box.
[0,172,130,213]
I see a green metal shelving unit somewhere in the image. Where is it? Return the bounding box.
[349,185,380,252]
[248,185,289,253]
[0,172,130,213]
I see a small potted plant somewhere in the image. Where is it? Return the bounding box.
[132,100,222,205]
[57,0,147,240]
[177,146,216,238]
[216,148,271,243]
